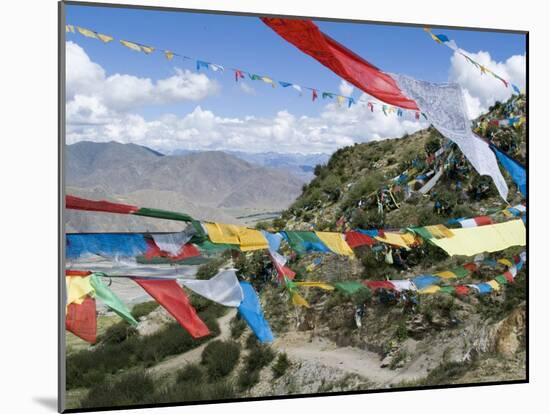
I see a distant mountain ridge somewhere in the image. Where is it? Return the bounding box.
[172,148,329,181]
[66,141,304,215]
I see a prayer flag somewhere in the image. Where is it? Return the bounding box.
[66,297,97,344]
[134,279,210,338]
[315,232,354,256]
[238,282,274,343]
[181,269,244,307]
[90,274,138,326]
[261,18,418,109]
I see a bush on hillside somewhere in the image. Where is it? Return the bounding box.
[131,301,159,320]
[201,340,241,380]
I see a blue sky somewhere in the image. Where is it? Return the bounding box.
[65,3,526,154]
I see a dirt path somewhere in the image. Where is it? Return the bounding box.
[273,333,424,386]
[148,309,236,378]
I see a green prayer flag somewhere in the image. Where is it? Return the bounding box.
[195,239,238,253]
[408,227,433,240]
[495,275,508,285]
[439,286,456,294]
[450,267,469,278]
[333,281,367,295]
[90,274,138,326]
[133,207,194,222]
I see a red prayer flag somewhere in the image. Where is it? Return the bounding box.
[463,262,478,272]
[65,270,93,276]
[455,285,470,296]
[474,216,493,226]
[364,280,395,290]
[503,271,515,283]
[134,278,210,338]
[66,296,97,344]
[345,231,376,248]
[66,195,138,214]
[143,239,200,261]
[312,89,318,101]
[270,254,296,282]
[261,18,419,110]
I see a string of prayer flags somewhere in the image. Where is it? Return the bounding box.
[76,26,113,43]
[424,28,520,94]
[90,274,138,326]
[66,297,97,344]
[237,282,274,343]
[134,278,210,338]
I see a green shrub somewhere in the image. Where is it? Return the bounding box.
[245,344,275,372]
[196,257,226,280]
[176,363,204,384]
[237,367,260,390]
[80,370,155,409]
[131,301,159,320]
[230,316,247,340]
[100,322,137,345]
[272,353,291,378]
[201,340,241,380]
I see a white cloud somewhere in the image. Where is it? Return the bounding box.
[67,92,427,154]
[66,41,427,154]
[238,82,256,95]
[449,49,526,118]
[66,41,219,111]
[339,80,354,97]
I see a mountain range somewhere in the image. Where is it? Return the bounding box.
[65,141,308,231]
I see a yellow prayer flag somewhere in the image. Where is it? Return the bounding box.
[315,232,355,256]
[165,50,174,61]
[204,223,268,251]
[97,33,114,43]
[337,95,346,106]
[424,224,454,239]
[498,258,513,268]
[291,291,310,308]
[261,76,276,87]
[235,227,269,251]
[431,220,526,257]
[294,282,335,291]
[66,24,75,33]
[435,271,456,279]
[375,233,411,250]
[66,276,94,306]
[120,39,142,52]
[487,280,501,291]
[77,26,98,39]
[419,285,441,294]
[140,45,155,54]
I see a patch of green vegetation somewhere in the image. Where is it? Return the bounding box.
[80,370,155,409]
[237,336,276,390]
[67,306,222,390]
[272,353,291,379]
[230,316,247,340]
[99,321,137,345]
[131,301,159,320]
[201,340,241,380]
[176,363,204,384]
[196,257,228,280]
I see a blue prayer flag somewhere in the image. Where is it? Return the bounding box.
[492,145,526,196]
[237,282,274,343]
